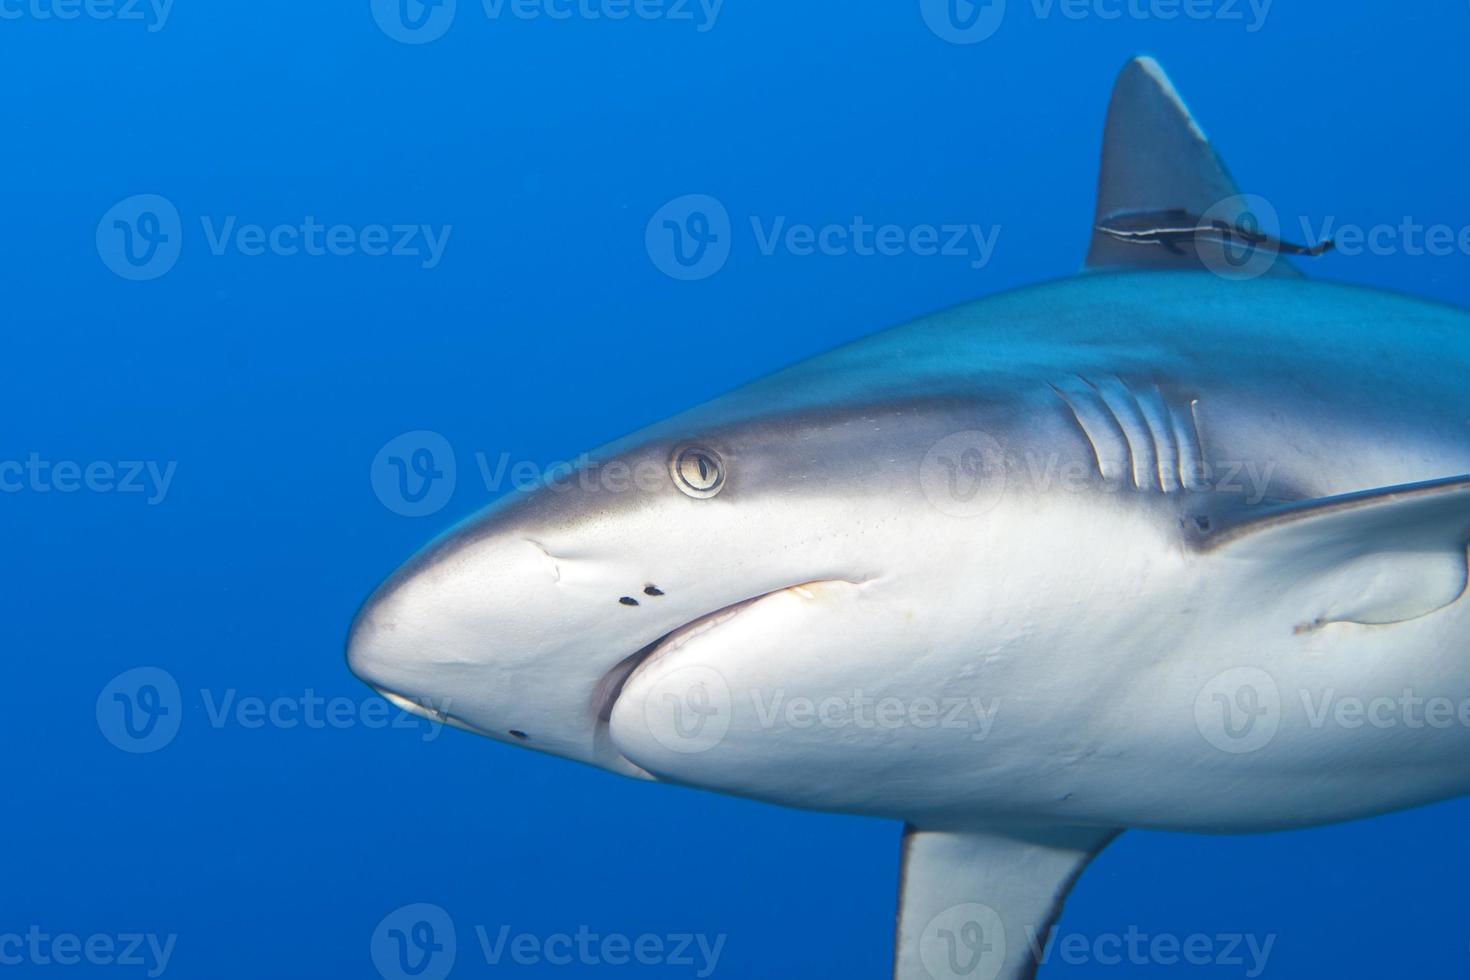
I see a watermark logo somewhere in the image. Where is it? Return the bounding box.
[98,195,453,281]
[97,667,183,754]
[371,0,457,42]
[1194,666,1281,754]
[0,928,177,977]
[646,194,1002,281]
[372,431,458,517]
[1194,196,1470,278]
[475,451,668,496]
[750,216,1000,270]
[482,0,724,29]
[0,0,174,31]
[920,0,1006,44]
[646,194,731,281]
[919,903,1007,980]
[922,0,1273,40]
[372,440,705,518]
[97,195,182,282]
[921,431,1008,519]
[1196,676,1470,753]
[1027,925,1274,976]
[195,688,452,741]
[919,425,1280,517]
[641,665,733,754]
[0,454,177,504]
[475,924,725,974]
[372,904,457,980]
[1300,215,1470,259]
[370,907,724,978]
[628,675,1004,756]
[199,216,452,269]
[1197,194,1284,282]
[750,690,1001,742]
[375,0,723,43]
[98,669,454,753]
[1300,687,1470,733]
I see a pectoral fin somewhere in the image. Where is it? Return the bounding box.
[1194,474,1470,626]
[893,825,1119,980]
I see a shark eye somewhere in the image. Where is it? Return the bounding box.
[671,445,725,498]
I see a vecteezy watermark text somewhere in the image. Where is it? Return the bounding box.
[1027,0,1271,29]
[749,690,1001,742]
[636,666,1005,755]
[370,904,725,980]
[920,0,1271,45]
[749,216,1000,270]
[371,429,684,517]
[480,0,722,28]
[1196,667,1470,755]
[97,194,453,281]
[477,925,725,976]
[371,0,724,44]
[97,667,451,753]
[645,195,1002,281]
[1027,925,1274,976]
[0,928,177,978]
[0,0,172,31]
[919,428,1283,521]
[1298,688,1470,732]
[919,903,1274,980]
[0,454,176,505]
[199,217,452,269]
[1299,216,1470,258]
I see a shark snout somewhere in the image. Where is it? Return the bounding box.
[346,530,557,718]
[345,520,698,777]
[344,580,422,705]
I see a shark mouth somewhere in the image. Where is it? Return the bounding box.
[590,580,855,729]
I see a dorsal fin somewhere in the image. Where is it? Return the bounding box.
[1084,56,1302,278]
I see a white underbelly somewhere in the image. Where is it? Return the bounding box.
[607,488,1470,832]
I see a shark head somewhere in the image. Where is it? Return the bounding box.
[347,366,1013,789]
[345,55,1343,819]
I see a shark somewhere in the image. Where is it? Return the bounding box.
[348,57,1470,980]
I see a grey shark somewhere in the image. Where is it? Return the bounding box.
[349,57,1470,980]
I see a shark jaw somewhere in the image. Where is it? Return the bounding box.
[590,581,859,722]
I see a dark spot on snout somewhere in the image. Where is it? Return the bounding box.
[619,596,639,607]
[1191,514,1212,533]
[643,585,664,597]
[508,730,529,741]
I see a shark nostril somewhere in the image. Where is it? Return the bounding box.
[619,596,640,607]
[643,585,664,596]
[508,730,529,741]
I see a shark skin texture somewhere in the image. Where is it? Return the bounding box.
[348,57,1470,980]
